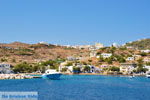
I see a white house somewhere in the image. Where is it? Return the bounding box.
[100,64,109,68]
[67,66,74,73]
[126,57,135,61]
[59,61,68,71]
[141,49,150,53]
[95,43,104,49]
[101,53,112,58]
[59,62,100,73]
[39,41,49,45]
[133,55,141,60]
[78,45,91,49]
[143,57,150,62]
[0,64,13,74]
[120,63,137,74]
[81,65,100,73]
[67,56,77,61]
[144,65,150,72]
[90,51,97,58]
[126,46,134,49]
[112,43,119,48]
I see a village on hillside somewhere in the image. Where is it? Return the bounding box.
[0,39,150,76]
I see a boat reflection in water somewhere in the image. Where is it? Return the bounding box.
[42,69,62,80]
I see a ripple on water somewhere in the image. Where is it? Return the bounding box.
[0,75,150,100]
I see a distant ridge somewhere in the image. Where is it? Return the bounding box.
[0,42,30,48]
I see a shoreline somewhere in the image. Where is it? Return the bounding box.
[0,73,146,80]
[0,74,33,80]
[61,73,146,76]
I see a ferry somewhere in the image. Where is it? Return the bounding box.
[42,69,62,80]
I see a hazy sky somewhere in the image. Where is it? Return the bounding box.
[0,0,149,46]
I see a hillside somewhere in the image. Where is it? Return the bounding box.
[0,42,89,65]
[125,38,150,49]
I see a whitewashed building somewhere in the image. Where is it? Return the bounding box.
[0,64,13,74]
[101,53,112,58]
[144,65,150,72]
[39,41,49,45]
[67,56,77,61]
[133,55,141,60]
[112,43,120,48]
[126,57,135,61]
[141,49,150,53]
[90,51,97,58]
[120,63,137,74]
[143,57,150,62]
[95,43,104,49]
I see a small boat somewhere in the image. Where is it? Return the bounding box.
[146,73,150,78]
[42,69,62,80]
[128,75,134,79]
[146,75,150,78]
[128,74,135,79]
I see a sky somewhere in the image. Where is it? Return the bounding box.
[0,0,149,46]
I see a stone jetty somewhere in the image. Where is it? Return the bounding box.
[0,74,33,80]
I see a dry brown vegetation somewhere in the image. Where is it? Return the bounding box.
[0,42,89,65]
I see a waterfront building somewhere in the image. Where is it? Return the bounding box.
[59,61,100,73]
[0,64,13,74]
[144,65,150,72]
[120,63,137,74]
[82,65,100,73]
[67,66,74,73]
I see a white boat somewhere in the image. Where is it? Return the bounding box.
[128,75,135,79]
[145,71,150,78]
[146,73,150,78]
[146,75,150,78]
[42,69,62,80]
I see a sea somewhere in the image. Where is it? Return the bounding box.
[0,75,150,100]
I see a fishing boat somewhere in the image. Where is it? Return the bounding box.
[42,69,62,80]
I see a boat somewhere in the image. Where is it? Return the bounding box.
[42,69,62,80]
[146,72,150,78]
[128,75,135,79]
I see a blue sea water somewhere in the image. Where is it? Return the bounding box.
[0,75,150,100]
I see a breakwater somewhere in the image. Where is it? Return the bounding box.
[0,74,33,79]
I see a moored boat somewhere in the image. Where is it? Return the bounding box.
[146,72,150,78]
[146,74,150,78]
[128,75,135,79]
[42,69,62,80]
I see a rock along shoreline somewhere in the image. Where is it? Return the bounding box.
[0,74,33,80]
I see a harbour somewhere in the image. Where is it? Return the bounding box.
[0,0,149,100]
[0,75,150,100]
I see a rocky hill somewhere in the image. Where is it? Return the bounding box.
[125,38,150,49]
[0,42,89,65]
